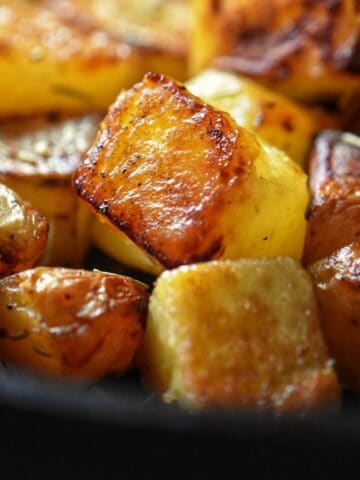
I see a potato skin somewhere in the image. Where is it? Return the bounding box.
[0,113,101,267]
[0,184,48,277]
[309,243,360,393]
[303,130,360,265]
[0,268,148,380]
[142,258,340,411]
[191,0,360,103]
[75,73,308,271]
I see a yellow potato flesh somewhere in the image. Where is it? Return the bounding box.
[0,0,144,116]
[141,258,340,411]
[186,70,325,167]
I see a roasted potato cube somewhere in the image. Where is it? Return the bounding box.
[190,0,360,104]
[75,73,308,273]
[309,243,360,393]
[53,0,189,81]
[303,130,360,265]
[0,113,101,266]
[187,69,334,167]
[0,267,148,380]
[0,0,145,117]
[0,183,48,276]
[141,258,340,411]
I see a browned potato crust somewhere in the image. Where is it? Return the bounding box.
[0,113,101,266]
[186,69,337,167]
[0,267,149,380]
[303,130,360,265]
[309,243,360,393]
[0,113,101,180]
[191,0,360,103]
[0,183,48,276]
[142,258,340,411]
[74,72,256,269]
[75,73,308,271]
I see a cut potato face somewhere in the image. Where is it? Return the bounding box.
[0,267,149,380]
[75,73,308,272]
[0,183,48,277]
[309,243,360,393]
[190,0,360,104]
[0,0,145,116]
[0,113,101,266]
[186,69,333,167]
[141,258,340,411]
[303,130,360,265]
[91,216,161,276]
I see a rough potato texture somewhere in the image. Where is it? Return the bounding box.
[303,130,360,265]
[190,0,360,103]
[0,113,101,266]
[0,184,48,277]
[141,258,340,411]
[187,69,334,167]
[0,268,149,380]
[75,73,308,272]
[309,243,360,393]
[0,0,144,116]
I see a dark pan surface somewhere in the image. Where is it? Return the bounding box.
[0,366,360,478]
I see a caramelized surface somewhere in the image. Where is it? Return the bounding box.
[187,69,333,166]
[75,73,256,269]
[142,258,340,411]
[0,113,101,266]
[303,130,360,265]
[75,73,308,270]
[0,183,48,276]
[191,0,360,102]
[0,113,101,179]
[0,267,149,380]
[309,243,360,393]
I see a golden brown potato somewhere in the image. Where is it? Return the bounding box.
[51,0,189,80]
[0,267,149,380]
[0,183,48,276]
[0,0,146,116]
[309,243,360,393]
[190,0,360,104]
[303,130,360,265]
[75,73,308,273]
[186,69,336,167]
[0,112,101,266]
[141,258,340,411]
